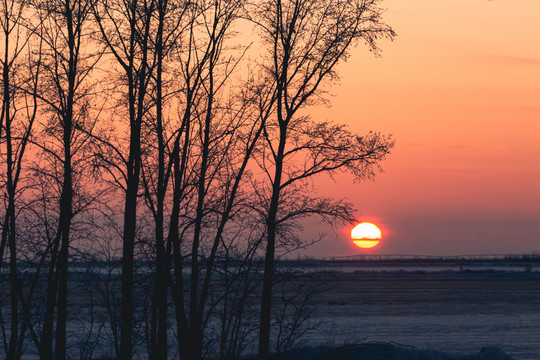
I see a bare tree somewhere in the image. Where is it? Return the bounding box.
[27,0,100,357]
[92,0,158,356]
[0,0,40,358]
[273,266,321,355]
[0,0,397,358]
[247,0,396,358]
[133,1,267,358]
[145,0,174,356]
[137,0,187,357]
[172,2,252,358]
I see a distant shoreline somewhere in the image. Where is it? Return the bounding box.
[284,252,540,265]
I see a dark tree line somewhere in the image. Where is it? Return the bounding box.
[0,0,395,358]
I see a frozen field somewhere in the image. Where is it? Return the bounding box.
[2,259,539,359]
[300,268,540,359]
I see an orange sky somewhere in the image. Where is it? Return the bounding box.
[306,0,540,256]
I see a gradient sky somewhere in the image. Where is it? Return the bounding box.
[303,0,540,257]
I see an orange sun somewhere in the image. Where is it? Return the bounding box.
[351,222,381,249]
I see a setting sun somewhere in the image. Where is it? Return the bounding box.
[351,223,382,249]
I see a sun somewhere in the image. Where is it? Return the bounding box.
[351,222,381,249]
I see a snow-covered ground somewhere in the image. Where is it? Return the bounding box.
[295,268,540,360]
[3,261,538,359]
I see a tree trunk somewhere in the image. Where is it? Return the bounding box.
[54,2,77,356]
[7,184,19,360]
[120,3,151,355]
[40,242,59,360]
[119,67,141,360]
[258,129,286,360]
[169,116,195,360]
[120,142,141,359]
[150,2,168,358]
[3,32,19,359]
[54,170,72,360]
[188,67,214,360]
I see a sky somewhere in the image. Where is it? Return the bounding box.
[303,0,540,257]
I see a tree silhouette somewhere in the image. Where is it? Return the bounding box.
[0,0,40,357]
[247,0,395,358]
[28,0,99,357]
[0,0,395,358]
[93,0,157,356]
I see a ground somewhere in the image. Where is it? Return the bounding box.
[270,343,516,360]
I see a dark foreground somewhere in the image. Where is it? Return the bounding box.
[265,343,516,360]
[2,258,540,359]
[290,266,540,359]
